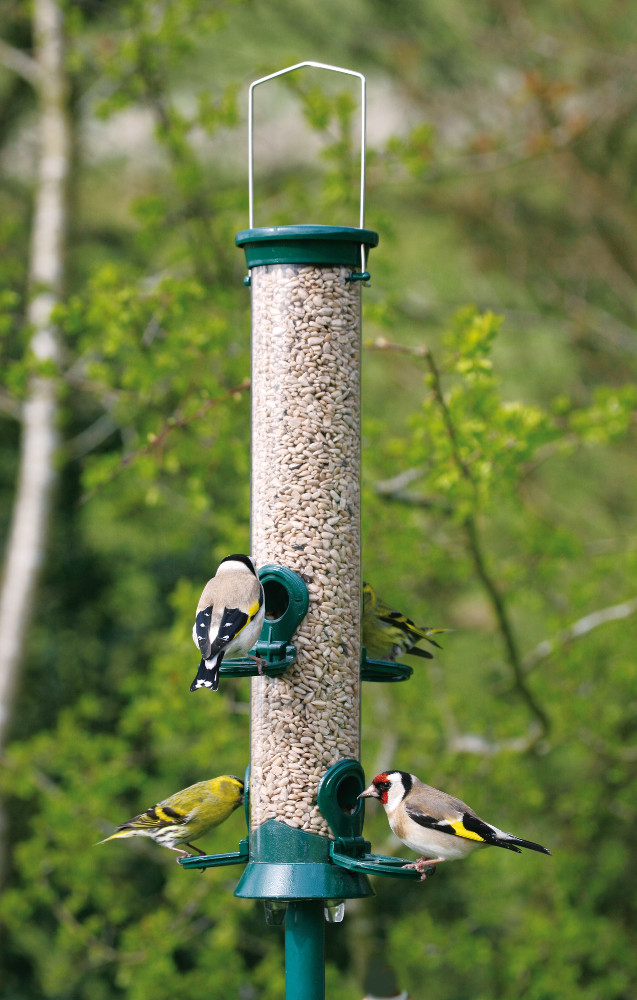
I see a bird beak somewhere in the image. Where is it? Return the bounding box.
[358,783,377,799]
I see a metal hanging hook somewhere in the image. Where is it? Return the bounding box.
[248,61,368,277]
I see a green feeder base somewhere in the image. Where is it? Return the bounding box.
[235,820,373,901]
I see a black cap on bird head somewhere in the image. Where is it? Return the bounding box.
[226,774,245,803]
[218,554,257,575]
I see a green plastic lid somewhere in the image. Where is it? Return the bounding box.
[235,225,379,269]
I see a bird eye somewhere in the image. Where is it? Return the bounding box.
[376,781,390,793]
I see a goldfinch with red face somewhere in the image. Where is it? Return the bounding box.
[191,554,265,692]
[362,582,451,662]
[360,770,550,879]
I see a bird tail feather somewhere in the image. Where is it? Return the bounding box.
[408,646,434,659]
[190,652,223,692]
[502,835,551,855]
[414,626,453,649]
[96,830,136,845]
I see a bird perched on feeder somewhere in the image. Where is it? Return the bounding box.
[359,770,550,879]
[362,582,451,662]
[191,554,265,692]
[97,775,244,859]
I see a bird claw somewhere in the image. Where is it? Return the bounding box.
[247,653,266,675]
[402,856,442,880]
[402,858,430,872]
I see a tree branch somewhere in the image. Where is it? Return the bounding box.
[366,335,550,740]
[0,389,22,421]
[0,38,42,87]
[448,725,544,756]
[374,466,426,493]
[372,466,453,511]
[65,412,119,459]
[463,515,550,738]
[364,336,428,358]
[431,660,546,757]
[523,596,637,673]
[78,379,251,505]
[425,347,550,740]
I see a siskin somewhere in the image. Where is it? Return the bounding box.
[362,581,451,662]
[360,770,550,880]
[98,775,244,859]
[191,554,265,692]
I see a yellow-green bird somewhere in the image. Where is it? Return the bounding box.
[98,775,244,858]
[363,582,451,662]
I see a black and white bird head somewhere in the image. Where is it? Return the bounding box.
[359,771,414,814]
[215,554,258,577]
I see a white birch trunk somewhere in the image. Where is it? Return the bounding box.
[0,0,69,824]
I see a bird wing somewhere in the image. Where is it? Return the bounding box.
[377,607,445,649]
[404,801,490,844]
[404,801,550,854]
[195,580,263,659]
[209,592,263,656]
[194,605,213,657]
[117,802,189,833]
[458,812,550,854]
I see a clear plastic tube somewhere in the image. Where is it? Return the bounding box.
[250,263,361,837]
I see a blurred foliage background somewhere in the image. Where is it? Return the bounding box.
[1,1,636,997]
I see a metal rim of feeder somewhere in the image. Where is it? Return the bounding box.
[248,60,369,276]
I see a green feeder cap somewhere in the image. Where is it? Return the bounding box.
[235,225,379,269]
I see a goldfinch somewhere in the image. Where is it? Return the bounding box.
[362,582,450,662]
[98,775,244,858]
[360,770,550,879]
[191,554,265,691]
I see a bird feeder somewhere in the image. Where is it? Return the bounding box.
[179,62,430,1000]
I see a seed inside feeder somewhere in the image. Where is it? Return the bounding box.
[250,263,361,837]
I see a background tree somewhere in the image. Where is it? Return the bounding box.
[0,0,70,884]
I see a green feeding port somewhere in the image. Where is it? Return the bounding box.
[316,759,366,840]
[219,564,309,678]
[263,578,289,620]
[259,564,309,643]
[360,648,414,683]
[235,760,374,902]
[319,760,438,883]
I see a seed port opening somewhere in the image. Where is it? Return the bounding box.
[256,565,309,645]
[337,775,362,817]
[317,759,366,840]
[264,579,290,621]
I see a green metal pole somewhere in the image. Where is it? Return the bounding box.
[285,901,325,1000]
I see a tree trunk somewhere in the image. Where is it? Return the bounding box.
[0,0,70,878]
